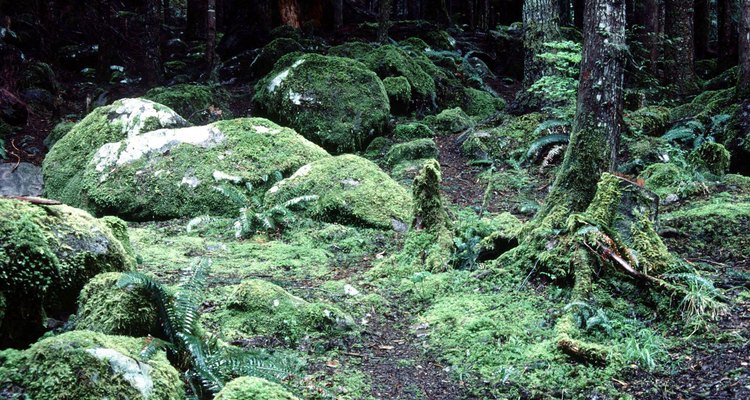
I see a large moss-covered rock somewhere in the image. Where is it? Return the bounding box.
[43,98,189,207]
[143,83,227,124]
[208,279,353,344]
[624,106,671,136]
[78,118,329,220]
[689,142,731,175]
[253,53,390,153]
[423,107,474,135]
[265,155,412,229]
[75,272,158,336]
[462,87,505,119]
[0,331,182,399]
[385,138,439,166]
[0,199,134,347]
[362,44,436,104]
[382,76,412,114]
[216,376,298,400]
[393,122,435,140]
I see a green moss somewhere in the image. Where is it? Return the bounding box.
[215,376,298,400]
[624,106,671,136]
[670,88,736,122]
[143,83,228,123]
[689,142,731,175]
[79,118,330,221]
[362,45,436,102]
[43,98,188,207]
[327,41,374,60]
[703,65,738,90]
[391,158,432,184]
[382,76,412,113]
[398,37,432,53]
[254,53,390,153]
[75,272,159,336]
[462,113,545,162]
[638,163,691,198]
[422,107,474,135]
[580,173,622,228]
[206,279,353,344]
[0,199,134,345]
[265,154,412,229]
[252,38,304,78]
[0,330,182,400]
[385,138,438,166]
[629,213,674,275]
[43,120,75,148]
[393,122,435,140]
[462,87,505,119]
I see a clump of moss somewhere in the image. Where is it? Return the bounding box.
[422,107,474,135]
[209,279,353,344]
[638,162,692,198]
[462,113,546,163]
[327,41,374,60]
[382,76,412,114]
[385,138,439,166]
[670,88,736,122]
[625,106,671,136]
[364,136,391,159]
[75,272,159,336]
[0,330,182,399]
[43,120,75,148]
[79,118,329,221]
[215,376,298,400]
[689,142,731,175]
[254,53,390,153]
[462,88,505,119]
[0,199,134,346]
[143,83,228,123]
[393,122,435,140]
[399,37,432,53]
[265,154,412,229]
[362,45,436,103]
[251,38,304,79]
[43,98,189,207]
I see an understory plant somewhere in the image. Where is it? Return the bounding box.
[117,258,301,398]
[527,41,582,120]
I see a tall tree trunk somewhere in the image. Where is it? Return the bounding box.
[537,0,627,218]
[206,0,216,71]
[694,0,711,59]
[740,0,750,98]
[141,0,163,85]
[718,0,739,70]
[522,0,561,88]
[96,0,112,83]
[665,0,699,94]
[573,0,584,29]
[634,0,662,75]
[559,0,571,25]
[186,0,207,39]
[378,0,393,43]
[279,0,302,28]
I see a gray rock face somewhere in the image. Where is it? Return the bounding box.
[0,162,43,196]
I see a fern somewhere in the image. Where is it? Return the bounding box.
[525,134,570,161]
[531,119,571,137]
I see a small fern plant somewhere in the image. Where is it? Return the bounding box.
[117,258,300,398]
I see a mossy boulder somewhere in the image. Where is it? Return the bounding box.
[670,88,736,123]
[423,107,474,135]
[662,197,750,261]
[210,279,353,344]
[638,162,691,199]
[43,98,189,207]
[44,120,75,148]
[253,53,389,153]
[78,118,329,220]
[215,376,298,400]
[143,84,227,124]
[328,41,374,59]
[361,45,436,104]
[0,331,182,399]
[385,138,439,166]
[689,142,731,175]
[393,122,435,140]
[624,106,671,136]
[462,113,546,162]
[265,154,412,229]
[251,38,305,79]
[0,199,134,347]
[462,88,505,119]
[382,76,412,114]
[75,272,159,336]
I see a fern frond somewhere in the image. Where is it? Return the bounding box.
[532,119,571,137]
[282,195,318,209]
[186,216,215,233]
[213,184,250,207]
[525,134,570,161]
[117,272,178,343]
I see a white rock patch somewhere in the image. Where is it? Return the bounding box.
[111,98,188,138]
[267,59,305,93]
[212,170,242,183]
[85,348,154,399]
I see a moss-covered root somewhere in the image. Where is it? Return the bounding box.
[408,160,453,272]
[215,376,298,400]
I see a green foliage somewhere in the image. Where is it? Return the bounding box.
[422,107,474,135]
[665,272,729,327]
[215,376,298,400]
[384,138,439,166]
[143,84,229,123]
[527,41,582,119]
[382,76,412,113]
[393,122,435,140]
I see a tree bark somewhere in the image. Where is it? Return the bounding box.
[718,0,739,70]
[665,0,699,94]
[141,0,162,85]
[206,0,216,70]
[537,0,627,217]
[573,0,584,29]
[559,0,571,25]
[522,0,561,88]
[739,0,750,98]
[633,0,662,75]
[96,0,112,83]
[186,0,207,39]
[279,0,302,28]
[378,0,393,43]
[333,0,343,28]
[694,0,711,59]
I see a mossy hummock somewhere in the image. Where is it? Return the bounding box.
[43,98,189,207]
[265,154,413,229]
[215,376,298,400]
[0,330,182,399]
[79,117,329,221]
[253,53,390,153]
[143,83,227,123]
[385,138,439,166]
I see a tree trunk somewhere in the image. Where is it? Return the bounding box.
[522,0,561,88]
[140,0,162,85]
[96,0,112,83]
[279,0,301,28]
[333,0,343,28]
[559,0,571,26]
[573,0,584,29]
[537,0,627,217]
[206,0,216,71]
[718,0,739,70]
[740,0,750,98]
[634,0,662,75]
[378,0,393,43]
[186,0,207,39]
[665,0,699,94]
[694,0,711,59]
